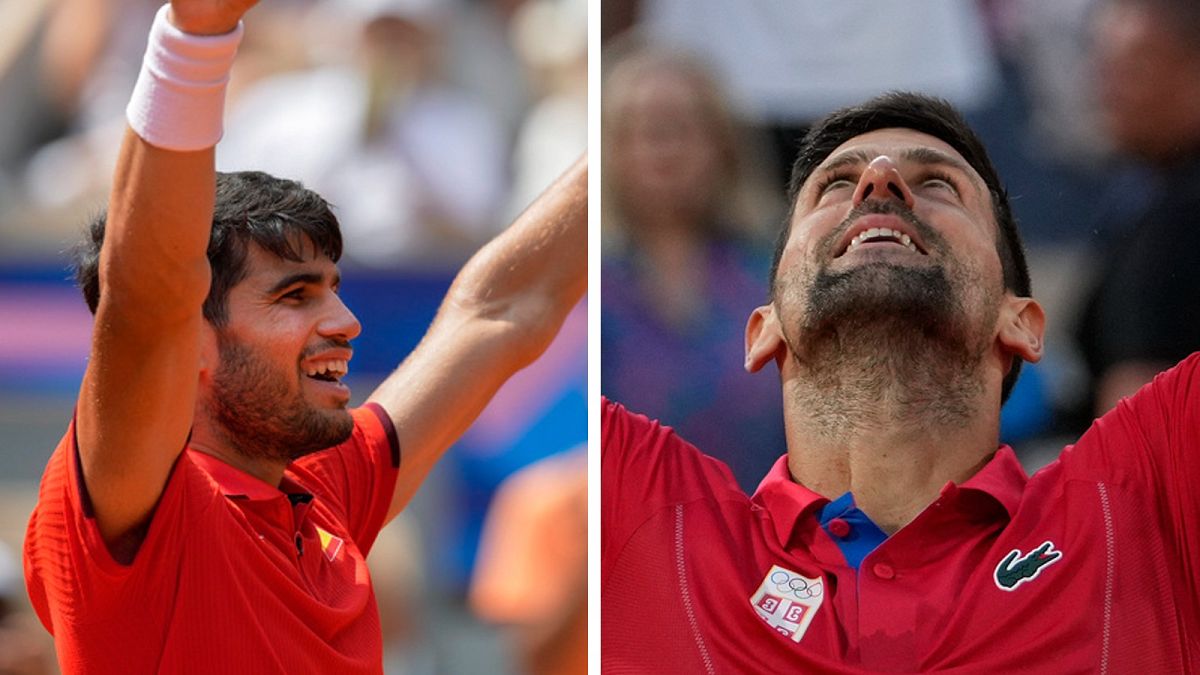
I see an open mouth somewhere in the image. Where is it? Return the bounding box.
[304,359,348,383]
[839,226,926,257]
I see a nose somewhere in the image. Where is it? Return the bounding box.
[319,293,362,342]
[852,155,914,209]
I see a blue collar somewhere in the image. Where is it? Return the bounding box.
[817,492,888,571]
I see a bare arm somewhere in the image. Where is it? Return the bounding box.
[369,156,587,520]
[77,2,254,558]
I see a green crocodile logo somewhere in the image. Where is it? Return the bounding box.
[994,541,1062,591]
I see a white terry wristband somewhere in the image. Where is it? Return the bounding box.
[125,4,244,151]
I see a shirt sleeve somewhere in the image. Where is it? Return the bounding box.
[289,404,400,555]
[602,397,742,572]
[23,417,209,642]
[1069,352,1200,596]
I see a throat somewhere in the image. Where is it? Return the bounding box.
[789,435,996,538]
[787,324,985,441]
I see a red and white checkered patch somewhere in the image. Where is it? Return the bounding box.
[749,565,825,643]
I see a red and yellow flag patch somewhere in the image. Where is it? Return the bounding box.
[315,526,344,562]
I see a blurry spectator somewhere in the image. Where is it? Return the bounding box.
[218,0,508,269]
[601,44,783,492]
[504,0,587,221]
[470,448,586,675]
[0,0,64,180]
[38,0,158,134]
[1075,0,1200,415]
[18,0,314,229]
[994,0,1110,167]
[612,0,999,185]
[17,0,159,218]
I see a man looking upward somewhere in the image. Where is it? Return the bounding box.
[602,92,1199,672]
[23,1,586,672]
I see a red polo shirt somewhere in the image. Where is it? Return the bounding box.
[24,404,400,674]
[602,353,1200,673]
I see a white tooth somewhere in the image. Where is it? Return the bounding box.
[900,233,912,245]
[906,242,917,252]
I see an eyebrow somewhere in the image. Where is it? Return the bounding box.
[816,146,985,193]
[266,270,341,296]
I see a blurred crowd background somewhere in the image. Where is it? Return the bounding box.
[0,0,585,672]
[601,0,1200,492]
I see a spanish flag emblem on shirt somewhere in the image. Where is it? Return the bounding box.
[315,526,344,562]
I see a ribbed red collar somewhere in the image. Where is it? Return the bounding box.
[751,445,1028,546]
[188,449,309,501]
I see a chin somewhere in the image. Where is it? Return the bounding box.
[793,261,971,349]
[314,407,356,445]
[259,405,357,462]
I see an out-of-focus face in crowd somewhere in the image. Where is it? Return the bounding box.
[1092,0,1200,161]
[604,54,736,224]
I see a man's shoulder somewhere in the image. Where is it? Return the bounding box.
[32,420,215,521]
[1055,352,1200,481]
[601,397,687,460]
[602,397,746,502]
[1097,352,1200,430]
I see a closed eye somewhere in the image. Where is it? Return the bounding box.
[815,171,857,195]
[279,286,308,303]
[919,171,961,196]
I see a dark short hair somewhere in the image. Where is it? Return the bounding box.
[769,92,1031,403]
[76,171,343,326]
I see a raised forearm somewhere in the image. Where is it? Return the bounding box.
[371,156,588,519]
[446,155,587,351]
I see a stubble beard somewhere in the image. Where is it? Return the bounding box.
[208,335,354,464]
[778,240,996,439]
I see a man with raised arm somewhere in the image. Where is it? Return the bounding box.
[22,1,586,672]
[602,92,1200,671]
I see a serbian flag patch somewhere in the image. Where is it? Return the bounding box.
[749,565,825,643]
[315,526,344,562]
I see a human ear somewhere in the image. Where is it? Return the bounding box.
[745,305,787,373]
[997,296,1045,364]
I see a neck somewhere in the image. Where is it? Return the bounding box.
[782,337,999,534]
[189,422,289,488]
